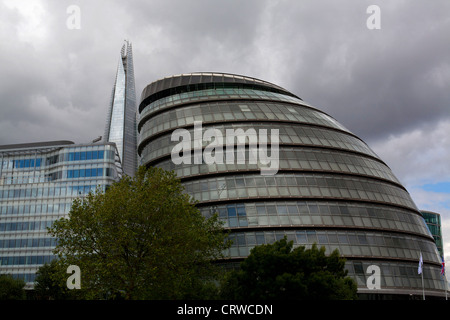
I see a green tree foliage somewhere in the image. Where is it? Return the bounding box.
[0,274,26,300]
[48,166,229,300]
[34,260,79,300]
[220,237,358,300]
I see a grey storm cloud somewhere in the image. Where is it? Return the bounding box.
[0,0,449,147]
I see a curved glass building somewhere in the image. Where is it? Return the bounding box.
[137,72,446,299]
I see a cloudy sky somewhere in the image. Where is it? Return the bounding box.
[1,0,449,262]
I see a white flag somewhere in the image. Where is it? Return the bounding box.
[418,252,423,274]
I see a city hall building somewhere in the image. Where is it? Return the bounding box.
[137,72,447,299]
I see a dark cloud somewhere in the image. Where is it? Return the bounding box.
[0,0,449,146]
[256,1,450,143]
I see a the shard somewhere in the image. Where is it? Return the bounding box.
[104,41,137,177]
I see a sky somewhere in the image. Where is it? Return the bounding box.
[0,0,449,262]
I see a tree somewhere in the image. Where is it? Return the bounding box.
[48,166,229,299]
[220,237,357,300]
[34,260,79,300]
[0,274,26,300]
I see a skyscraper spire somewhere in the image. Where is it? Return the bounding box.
[104,41,137,177]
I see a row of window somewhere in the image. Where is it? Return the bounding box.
[0,237,56,249]
[142,73,287,102]
[0,220,54,232]
[182,173,416,210]
[427,224,442,236]
[184,173,406,193]
[422,211,441,225]
[2,173,58,185]
[216,213,427,235]
[0,255,55,266]
[11,158,42,169]
[347,261,447,290]
[3,167,115,184]
[219,258,446,292]
[0,201,73,216]
[226,229,437,258]
[139,100,348,139]
[0,182,109,201]
[45,167,111,182]
[199,201,429,236]
[139,122,378,163]
[67,167,106,179]
[1,167,116,185]
[139,87,309,119]
[156,146,400,184]
[224,231,439,264]
[1,149,114,171]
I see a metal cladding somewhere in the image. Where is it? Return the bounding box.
[138,72,446,298]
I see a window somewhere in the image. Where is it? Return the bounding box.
[227,205,237,217]
[237,205,246,216]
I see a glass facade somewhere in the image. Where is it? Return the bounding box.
[138,72,446,299]
[0,141,120,286]
[421,210,444,258]
[104,41,137,177]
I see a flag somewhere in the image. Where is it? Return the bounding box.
[441,256,445,276]
[418,252,423,275]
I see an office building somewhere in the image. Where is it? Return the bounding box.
[0,140,120,286]
[137,72,446,299]
[421,210,444,258]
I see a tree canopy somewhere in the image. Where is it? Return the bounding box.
[220,237,358,300]
[34,260,78,300]
[0,274,26,300]
[48,166,229,299]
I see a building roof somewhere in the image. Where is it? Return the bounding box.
[139,72,301,112]
[0,140,75,151]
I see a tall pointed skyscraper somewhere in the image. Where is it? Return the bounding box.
[104,41,137,176]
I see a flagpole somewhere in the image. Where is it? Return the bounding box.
[441,271,448,300]
[418,251,425,300]
[444,273,448,300]
[421,270,425,300]
[443,264,448,300]
[440,255,447,300]
[443,268,447,300]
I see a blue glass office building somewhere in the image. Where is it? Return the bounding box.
[104,41,138,177]
[0,140,120,286]
[421,210,444,258]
